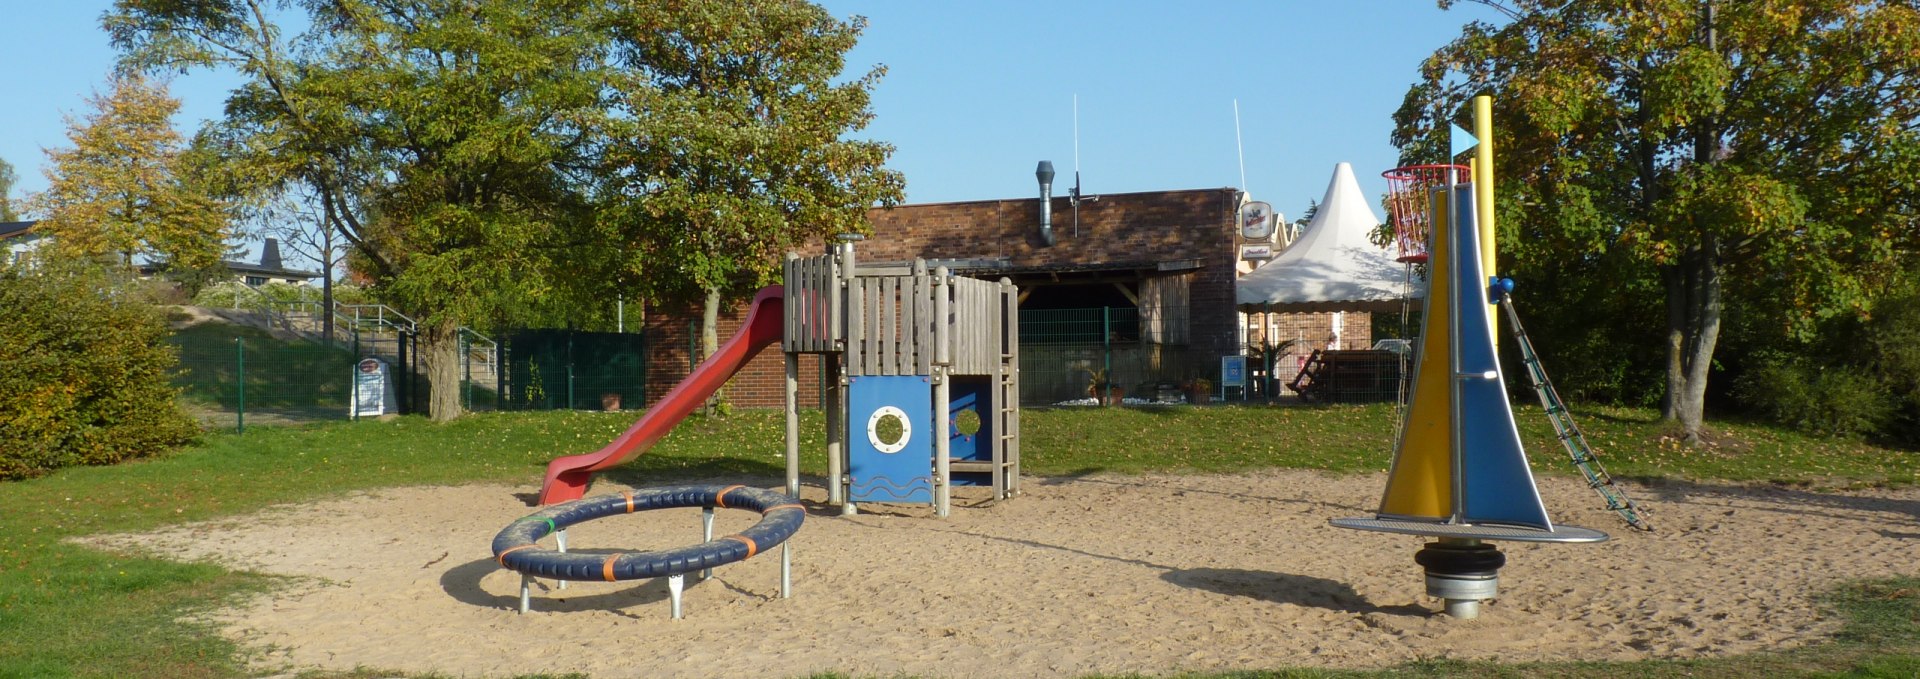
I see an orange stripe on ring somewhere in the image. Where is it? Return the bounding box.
[722,535,759,559]
[623,491,634,513]
[714,484,747,508]
[763,503,805,514]
[496,544,539,566]
[602,554,620,581]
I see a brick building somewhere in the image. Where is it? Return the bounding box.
[643,185,1366,407]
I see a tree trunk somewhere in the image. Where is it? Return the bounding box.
[321,200,337,346]
[423,320,464,422]
[1661,265,1686,421]
[700,285,722,416]
[1661,242,1723,445]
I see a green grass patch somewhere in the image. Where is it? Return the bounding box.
[0,404,1916,677]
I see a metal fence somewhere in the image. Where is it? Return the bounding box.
[173,334,374,430]
[1018,306,1216,405]
[498,329,648,412]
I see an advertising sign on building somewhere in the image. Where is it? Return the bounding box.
[350,358,397,418]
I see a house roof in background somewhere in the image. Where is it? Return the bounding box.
[0,221,39,240]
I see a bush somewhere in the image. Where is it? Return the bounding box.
[190,280,366,310]
[0,258,200,480]
[1733,351,1894,438]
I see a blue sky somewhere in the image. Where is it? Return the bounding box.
[1,1,1503,237]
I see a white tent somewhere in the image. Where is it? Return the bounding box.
[1235,162,1420,313]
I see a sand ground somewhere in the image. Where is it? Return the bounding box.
[80,471,1920,678]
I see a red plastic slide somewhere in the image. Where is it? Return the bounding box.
[537,285,786,505]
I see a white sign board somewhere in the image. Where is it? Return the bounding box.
[1241,244,1273,260]
[350,358,397,418]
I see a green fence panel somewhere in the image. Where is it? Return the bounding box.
[501,330,647,411]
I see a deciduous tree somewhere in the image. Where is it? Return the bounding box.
[1395,0,1920,442]
[32,74,231,274]
[594,0,904,410]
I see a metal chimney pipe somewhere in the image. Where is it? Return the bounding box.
[1035,161,1056,246]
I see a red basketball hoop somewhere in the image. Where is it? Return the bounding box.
[1381,164,1470,264]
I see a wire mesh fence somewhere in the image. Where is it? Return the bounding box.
[498,330,648,412]
[1018,306,1217,406]
[172,333,366,430]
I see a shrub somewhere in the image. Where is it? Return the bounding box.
[190,280,366,310]
[0,258,200,480]
[1733,351,1894,438]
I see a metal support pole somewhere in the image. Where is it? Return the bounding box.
[555,529,568,590]
[1102,306,1112,403]
[667,573,685,619]
[780,542,792,598]
[701,507,715,580]
[234,338,245,434]
[350,357,359,422]
[519,574,531,614]
[460,332,471,410]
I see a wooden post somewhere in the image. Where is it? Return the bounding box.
[933,267,952,517]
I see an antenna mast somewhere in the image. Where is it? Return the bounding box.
[1234,99,1249,197]
[1073,94,1082,236]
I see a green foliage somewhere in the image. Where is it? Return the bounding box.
[596,0,904,310]
[1734,352,1894,439]
[189,280,367,310]
[0,155,17,222]
[109,0,902,421]
[1400,1,1920,438]
[1726,279,1920,444]
[29,74,233,272]
[0,257,199,480]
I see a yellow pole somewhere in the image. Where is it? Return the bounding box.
[1473,94,1497,344]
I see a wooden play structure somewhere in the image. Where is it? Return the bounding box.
[781,239,1022,517]
[536,239,1022,520]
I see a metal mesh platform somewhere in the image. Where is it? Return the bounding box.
[1331,516,1609,543]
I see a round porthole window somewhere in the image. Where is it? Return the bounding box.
[866,406,911,454]
[953,407,982,437]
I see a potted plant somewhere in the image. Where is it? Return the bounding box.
[1184,377,1214,405]
[1087,369,1124,406]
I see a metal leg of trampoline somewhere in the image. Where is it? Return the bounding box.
[667,573,685,620]
[780,542,792,599]
[518,574,531,614]
[701,507,715,580]
[555,528,568,590]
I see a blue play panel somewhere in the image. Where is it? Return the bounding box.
[948,376,995,486]
[847,375,933,504]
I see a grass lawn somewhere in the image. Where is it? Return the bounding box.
[1,404,1916,678]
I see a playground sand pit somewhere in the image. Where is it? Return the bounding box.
[81,471,1920,678]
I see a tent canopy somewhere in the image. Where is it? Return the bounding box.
[1235,162,1421,313]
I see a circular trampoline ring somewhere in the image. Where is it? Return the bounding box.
[492,484,804,582]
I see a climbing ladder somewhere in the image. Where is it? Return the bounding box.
[1500,292,1654,531]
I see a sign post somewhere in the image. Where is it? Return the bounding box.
[1221,355,1247,401]
[350,357,396,419]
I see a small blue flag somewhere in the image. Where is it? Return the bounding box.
[1451,123,1479,159]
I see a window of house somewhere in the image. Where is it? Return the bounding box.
[245,276,267,286]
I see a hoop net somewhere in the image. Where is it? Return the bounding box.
[1381,164,1470,264]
